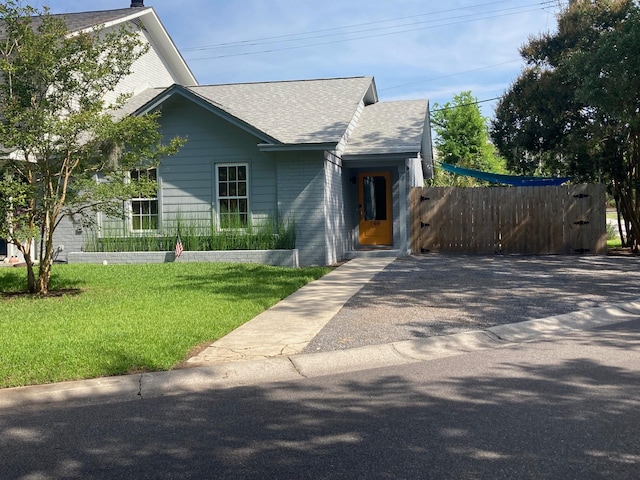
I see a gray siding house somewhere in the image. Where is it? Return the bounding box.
[3,2,434,267]
[61,77,433,266]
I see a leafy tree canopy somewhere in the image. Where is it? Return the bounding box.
[431,91,506,186]
[0,1,183,294]
[491,0,640,249]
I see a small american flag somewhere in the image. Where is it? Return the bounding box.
[174,235,183,258]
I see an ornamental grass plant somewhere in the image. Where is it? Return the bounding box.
[83,214,296,253]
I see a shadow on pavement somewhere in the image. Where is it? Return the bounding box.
[2,324,639,479]
[305,255,640,352]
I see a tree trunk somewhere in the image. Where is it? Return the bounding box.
[25,254,37,294]
[615,181,640,251]
[36,259,51,296]
[35,217,57,295]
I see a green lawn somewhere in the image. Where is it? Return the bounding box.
[608,238,623,248]
[0,262,330,388]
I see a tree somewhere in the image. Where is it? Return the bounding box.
[430,91,506,186]
[0,1,183,294]
[491,0,640,249]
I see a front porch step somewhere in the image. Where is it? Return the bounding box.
[343,249,400,260]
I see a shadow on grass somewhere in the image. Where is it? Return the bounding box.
[0,268,84,297]
[169,264,327,302]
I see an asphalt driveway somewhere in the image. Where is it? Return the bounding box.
[304,254,640,353]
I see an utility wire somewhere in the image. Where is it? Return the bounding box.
[182,0,552,52]
[379,59,523,92]
[185,4,558,61]
[431,96,503,112]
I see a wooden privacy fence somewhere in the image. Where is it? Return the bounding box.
[411,184,607,255]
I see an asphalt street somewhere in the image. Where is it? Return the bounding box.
[2,318,639,479]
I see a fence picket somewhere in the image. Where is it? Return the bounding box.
[410,185,606,255]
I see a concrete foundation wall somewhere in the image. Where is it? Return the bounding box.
[68,249,299,268]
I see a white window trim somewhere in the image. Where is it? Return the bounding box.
[128,167,161,233]
[215,162,250,229]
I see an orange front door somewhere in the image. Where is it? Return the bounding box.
[358,171,392,246]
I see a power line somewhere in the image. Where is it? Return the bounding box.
[431,96,503,112]
[185,3,559,61]
[182,0,548,52]
[379,59,523,92]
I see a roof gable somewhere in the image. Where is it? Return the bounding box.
[188,77,377,145]
[127,79,431,158]
[343,100,429,157]
[49,7,196,86]
[129,85,280,144]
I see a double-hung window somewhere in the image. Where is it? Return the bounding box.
[130,168,159,231]
[217,164,248,228]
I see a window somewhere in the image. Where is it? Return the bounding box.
[130,168,159,231]
[217,164,248,228]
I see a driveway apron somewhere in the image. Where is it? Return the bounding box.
[304,255,640,352]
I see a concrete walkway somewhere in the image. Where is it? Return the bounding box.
[186,257,395,365]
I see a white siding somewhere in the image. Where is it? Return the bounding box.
[103,23,182,108]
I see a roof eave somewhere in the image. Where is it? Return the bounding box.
[142,9,197,86]
[258,142,338,152]
[342,150,422,162]
[73,8,197,86]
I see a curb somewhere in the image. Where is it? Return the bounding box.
[1,299,639,409]
[487,300,640,342]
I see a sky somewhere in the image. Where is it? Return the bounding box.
[40,0,562,120]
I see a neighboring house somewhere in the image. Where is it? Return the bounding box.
[6,2,434,266]
[1,2,196,262]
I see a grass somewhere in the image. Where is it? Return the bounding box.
[0,262,330,388]
[608,238,623,248]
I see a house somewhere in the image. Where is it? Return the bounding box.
[57,76,433,266]
[5,2,434,266]
[1,1,196,262]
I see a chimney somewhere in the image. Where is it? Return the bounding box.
[131,1,144,7]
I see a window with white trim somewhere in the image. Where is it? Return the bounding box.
[217,163,248,228]
[130,168,159,231]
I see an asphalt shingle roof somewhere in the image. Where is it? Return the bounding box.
[49,8,150,32]
[126,77,429,156]
[188,77,376,144]
[343,100,429,156]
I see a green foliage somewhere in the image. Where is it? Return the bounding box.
[0,1,183,293]
[0,263,330,387]
[491,0,640,249]
[83,215,297,252]
[430,91,507,186]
